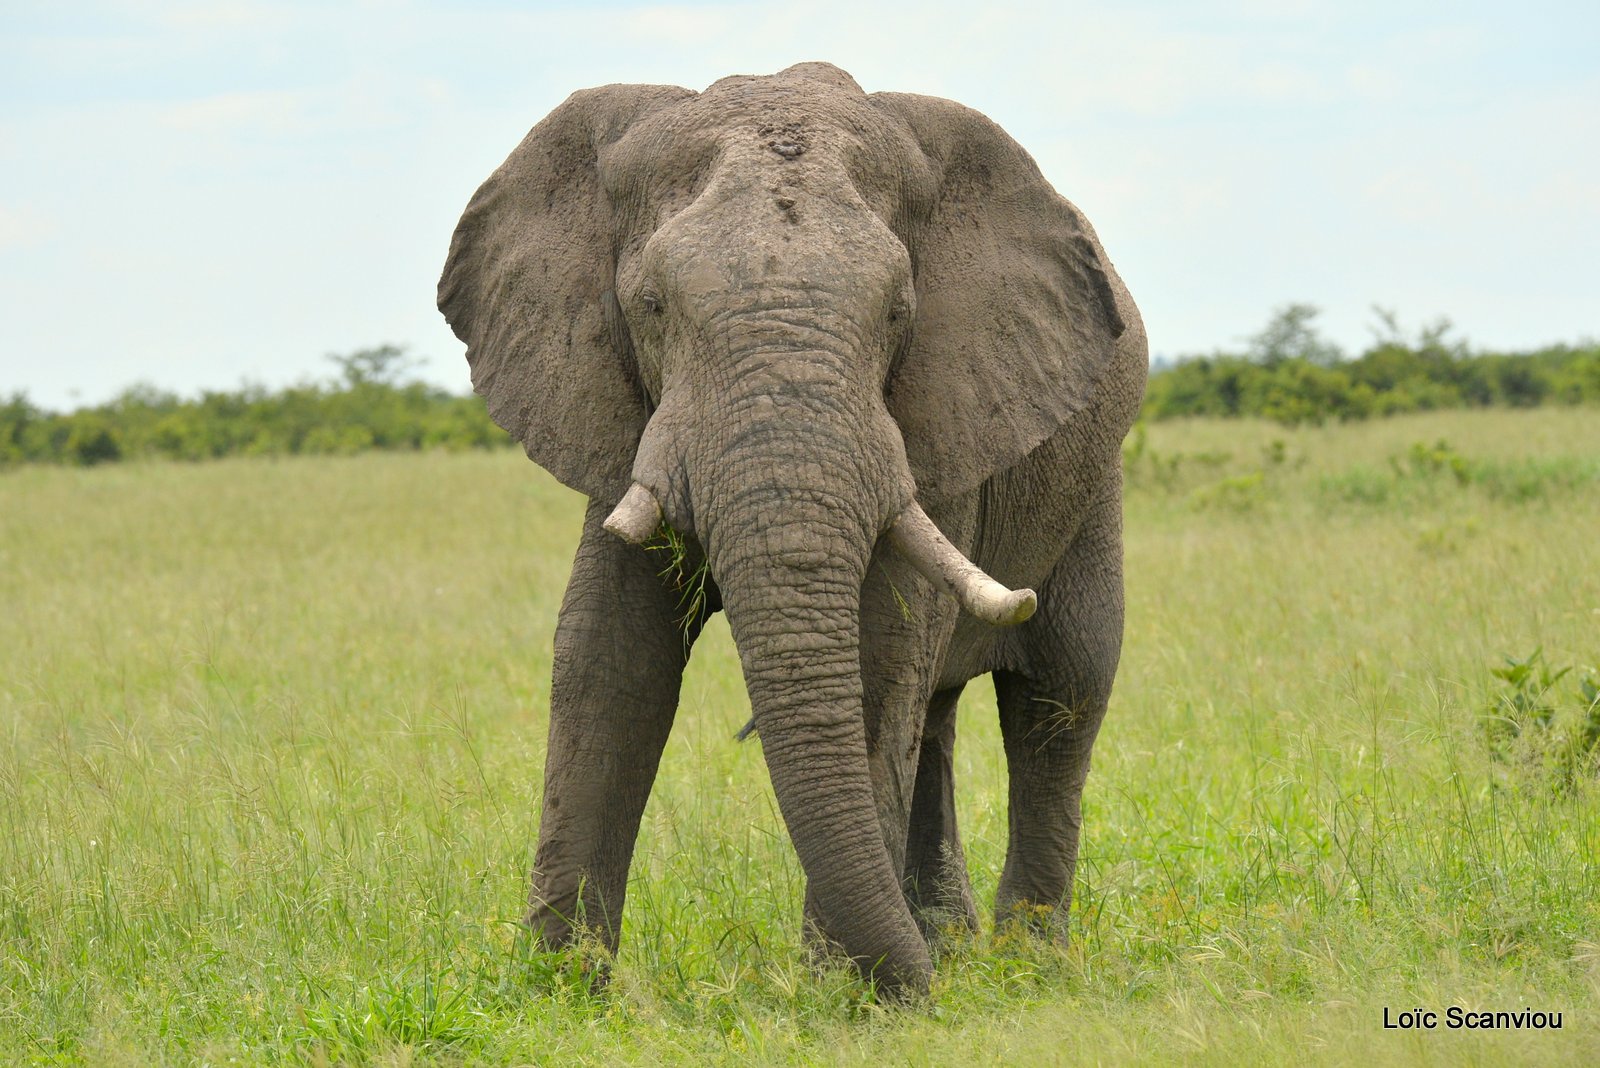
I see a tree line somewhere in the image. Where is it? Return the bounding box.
[1,347,507,467]
[1144,304,1600,424]
[4,310,1598,466]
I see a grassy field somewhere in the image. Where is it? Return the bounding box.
[3,409,1598,1065]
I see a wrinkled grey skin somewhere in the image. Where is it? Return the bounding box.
[439,62,1147,997]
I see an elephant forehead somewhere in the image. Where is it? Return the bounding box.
[641,177,913,312]
[602,79,928,224]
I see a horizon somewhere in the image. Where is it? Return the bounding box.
[10,303,1600,414]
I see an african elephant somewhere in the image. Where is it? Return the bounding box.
[438,62,1146,997]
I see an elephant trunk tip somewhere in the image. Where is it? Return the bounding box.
[888,502,1038,627]
[603,482,662,544]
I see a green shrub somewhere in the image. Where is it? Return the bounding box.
[1483,649,1600,790]
[2,347,511,467]
[63,413,123,465]
[1318,438,1600,508]
[1145,306,1600,425]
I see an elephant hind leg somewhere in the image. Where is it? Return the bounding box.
[902,685,980,938]
[993,473,1124,938]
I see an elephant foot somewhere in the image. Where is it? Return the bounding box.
[905,847,980,948]
[993,898,1072,946]
[521,895,619,995]
[514,926,614,996]
[905,852,980,947]
[910,900,980,949]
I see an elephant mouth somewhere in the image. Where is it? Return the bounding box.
[603,481,1036,627]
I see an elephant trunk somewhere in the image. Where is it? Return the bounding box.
[711,517,933,993]
[646,344,935,992]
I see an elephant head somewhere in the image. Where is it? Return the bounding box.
[439,62,1127,993]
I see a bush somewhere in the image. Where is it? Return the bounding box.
[63,413,123,465]
[1483,649,1600,791]
[1316,439,1600,507]
[1,347,511,468]
[1145,306,1600,426]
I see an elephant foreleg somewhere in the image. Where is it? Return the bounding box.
[993,474,1124,938]
[527,499,705,957]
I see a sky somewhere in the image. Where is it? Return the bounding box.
[2,0,1597,409]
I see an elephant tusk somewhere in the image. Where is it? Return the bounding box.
[888,502,1037,626]
[603,482,662,544]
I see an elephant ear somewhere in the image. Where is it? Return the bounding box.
[870,92,1129,502]
[438,83,693,501]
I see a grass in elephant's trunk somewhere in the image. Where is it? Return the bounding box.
[642,523,711,646]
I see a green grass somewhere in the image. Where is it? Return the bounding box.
[2,409,1598,1065]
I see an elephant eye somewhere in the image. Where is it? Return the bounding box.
[640,292,664,315]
